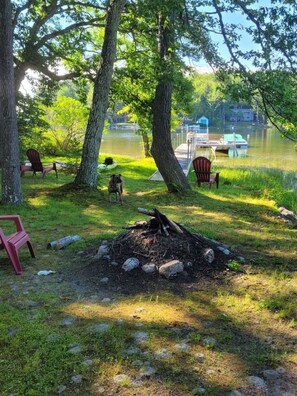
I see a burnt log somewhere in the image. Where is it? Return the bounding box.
[137,208,183,235]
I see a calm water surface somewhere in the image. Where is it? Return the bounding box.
[101,129,143,159]
[101,126,296,172]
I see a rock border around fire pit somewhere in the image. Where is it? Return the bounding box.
[94,208,243,281]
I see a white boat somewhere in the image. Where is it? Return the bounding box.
[216,133,248,157]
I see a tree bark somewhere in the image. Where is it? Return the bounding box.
[74,0,126,187]
[151,12,191,193]
[141,130,151,157]
[0,0,23,204]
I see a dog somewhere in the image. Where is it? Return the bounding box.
[108,174,123,205]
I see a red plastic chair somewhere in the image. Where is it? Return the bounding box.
[192,156,220,189]
[25,149,57,178]
[0,215,35,275]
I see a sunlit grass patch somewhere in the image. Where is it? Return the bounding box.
[64,294,200,326]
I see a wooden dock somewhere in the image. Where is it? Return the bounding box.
[150,142,195,181]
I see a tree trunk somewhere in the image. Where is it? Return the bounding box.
[0,0,23,204]
[74,0,126,187]
[151,82,191,192]
[141,130,151,157]
[151,11,191,193]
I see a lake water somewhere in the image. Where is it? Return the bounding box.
[101,125,296,172]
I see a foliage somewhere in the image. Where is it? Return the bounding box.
[189,73,227,126]
[17,95,49,158]
[226,260,241,272]
[218,70,297,141]
[208,1,297,141]
[41,96,89,155]
[111,10,195,157]
[12,0,106,91]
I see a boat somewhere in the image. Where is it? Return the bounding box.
[216,133,248,157]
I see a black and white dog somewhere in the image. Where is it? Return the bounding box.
[108,174,123,205]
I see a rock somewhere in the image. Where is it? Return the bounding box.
[111,261,118,266]
[159,260,184,279]
[154,348,172,359]
[131,379,143,387]
[71,375,83,384]
[122,257,140,272]
[68,345,82,354]
[7,328,17,337]
[262,369,280,380]
[99,277,109,284]
[89,323,110,333]
[174,342,190,353]
[192,386,206,394]
[140,366,156,377]
[184,261,193,269]
[57,385,67,394]
[93,384,105,394]
[134,307,145,313]
[124,346,141,355]
[218,246,230,255]
[61,317,75,326]
[276,367,286,375]
[113,374,130,385]
[279,206,297,223]
[247,376,267,390]
[132,360,143,367]
[142,263,156,273]
[25,300,39,307]
[96,244,109,259]
[203,248,215,263]
[101,298,111,303]
[194,353,205,362]
[133,331,148,344]
[47,334,59,342]
[202,337,216,347]
[83,359,93,366]
[228,391,243,396]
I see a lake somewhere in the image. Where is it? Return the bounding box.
[101,125,296,172]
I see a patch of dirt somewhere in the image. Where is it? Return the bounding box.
[70,224,239,296]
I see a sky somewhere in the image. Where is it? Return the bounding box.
[192,0,274,71]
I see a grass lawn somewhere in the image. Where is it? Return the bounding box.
[0,154,296,395]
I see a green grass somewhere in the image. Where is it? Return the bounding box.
[0,154,296,395]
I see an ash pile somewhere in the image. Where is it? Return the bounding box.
[96,208,239,280]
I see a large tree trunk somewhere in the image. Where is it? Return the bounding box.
[151,82,191,192]
[0,0,23,204]
[151,11,191,193]
[74,0,126,187]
